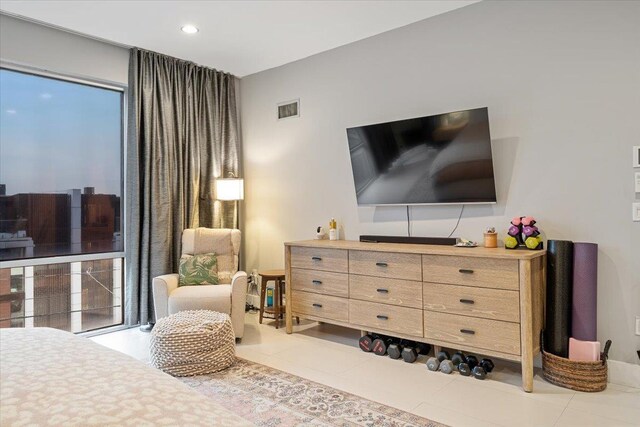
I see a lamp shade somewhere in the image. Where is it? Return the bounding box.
[215,178,244,201]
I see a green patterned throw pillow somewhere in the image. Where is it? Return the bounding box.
[178,253,219,286]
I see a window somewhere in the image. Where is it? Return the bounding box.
[0,67,124,332]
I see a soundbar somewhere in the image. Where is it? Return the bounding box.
[359,235,458,246]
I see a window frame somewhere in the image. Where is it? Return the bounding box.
[0,60,128,332]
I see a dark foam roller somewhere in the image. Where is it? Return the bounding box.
[545,240,573,357]
[572,242,598,341]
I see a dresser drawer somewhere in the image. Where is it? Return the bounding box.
[349,300,423,336]
[349,251,422,281]
[291,291,349,322]
[423,282,520,322]
[350,275,422,308]
[291,246,348,273]
[291,269,348,298]
[422,255,519,290]
[424,311,521,355]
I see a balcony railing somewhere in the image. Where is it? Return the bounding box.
[0,254,123,332]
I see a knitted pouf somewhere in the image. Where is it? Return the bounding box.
[150,310,236,377]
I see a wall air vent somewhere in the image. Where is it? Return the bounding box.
[277,99,300,120]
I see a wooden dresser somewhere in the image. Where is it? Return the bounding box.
[284,240,546,392]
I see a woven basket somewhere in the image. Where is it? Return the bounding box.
[541,348,607,392]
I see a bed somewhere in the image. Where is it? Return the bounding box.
[0,328,250,426]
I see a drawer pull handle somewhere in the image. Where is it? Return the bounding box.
[312,280,322,285]
[459,299,475,304]
[459,269,474,274]
[376,262,388,267]
[460,329,475,335]
[311,256,322,261]
[376,288,389,293]
[312,303,323,308]
[376,315,389,320]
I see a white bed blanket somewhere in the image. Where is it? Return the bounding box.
[0,327,250,426]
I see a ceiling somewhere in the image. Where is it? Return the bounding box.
[0,1,477,77]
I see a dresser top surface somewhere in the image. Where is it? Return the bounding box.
[285,239,546,260]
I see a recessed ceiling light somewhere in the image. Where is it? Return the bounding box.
[5,109,16,114]
[181,25,199,34]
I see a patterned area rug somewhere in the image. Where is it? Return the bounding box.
[180,358,445,426]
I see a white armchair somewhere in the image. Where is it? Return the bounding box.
[152,228,247,338]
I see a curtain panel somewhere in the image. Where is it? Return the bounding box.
[126,48,240,326]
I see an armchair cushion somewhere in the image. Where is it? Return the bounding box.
[178,253,219,286]
[168,285,232,315]
[182,228,240,283]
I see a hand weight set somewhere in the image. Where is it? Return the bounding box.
[426,350,494,380]
[359,335,432,361]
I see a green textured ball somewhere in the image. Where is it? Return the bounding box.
[504,235,519,249]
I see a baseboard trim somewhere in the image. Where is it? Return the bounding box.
[607,359,640,388]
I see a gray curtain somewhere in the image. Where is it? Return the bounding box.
[125,48,240,326]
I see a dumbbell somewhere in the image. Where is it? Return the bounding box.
[439,359,454,374]
[400,341,430,363]
[387,340,404,360]
[415,342,432,355]
[358,334,375,352]
[372,336,395,356]
[426,357,440,371]
[458,355,478,377]
[401,342,428,363]
[437,350,450,361]
[451,351,465,369]
[472,358,495,380]
[426,350,451,371]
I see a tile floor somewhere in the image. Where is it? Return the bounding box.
[90,312,640,427]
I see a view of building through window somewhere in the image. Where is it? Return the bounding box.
[0,68,124,332]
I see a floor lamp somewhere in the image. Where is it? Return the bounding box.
[215,176,253,309]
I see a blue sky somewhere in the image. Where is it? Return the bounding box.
[0,69,122,196]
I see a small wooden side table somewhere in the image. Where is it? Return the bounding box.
[258,269,285,329]
[258,269,298,329]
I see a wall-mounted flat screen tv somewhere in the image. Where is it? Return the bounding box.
[346,107,497,205]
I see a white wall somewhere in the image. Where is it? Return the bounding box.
[0,14,129,85]
[240,0,640,364]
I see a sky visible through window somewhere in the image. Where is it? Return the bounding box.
[0,69,122,196]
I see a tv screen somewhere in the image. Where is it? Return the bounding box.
[346,107,497,205]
